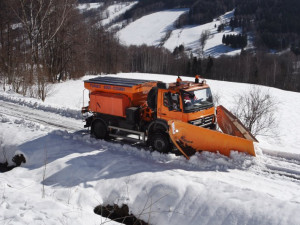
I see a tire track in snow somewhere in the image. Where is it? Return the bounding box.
[260,152,300,181]
[0,100,83,132]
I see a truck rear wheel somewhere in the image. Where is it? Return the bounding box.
[92,120,108,139]
[151,132,170,154]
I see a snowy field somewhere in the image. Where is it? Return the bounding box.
[118,9,246,57]
[1,73,300,225]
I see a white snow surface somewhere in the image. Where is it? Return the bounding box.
[118,9,189,46]
[164,10,244,57]
[1,73,300,225]
[77,3,103,11]
[118,9,247,57]
[101,1,138,26]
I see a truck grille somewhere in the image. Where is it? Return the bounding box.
[189,115,214,127]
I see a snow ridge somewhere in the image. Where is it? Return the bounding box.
[0,93,81,119]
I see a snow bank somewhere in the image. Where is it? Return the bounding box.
[1,121,300,225]
[0,93,81,119]
[0,76,95,119]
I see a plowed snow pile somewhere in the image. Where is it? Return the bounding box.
[1,73,300,225]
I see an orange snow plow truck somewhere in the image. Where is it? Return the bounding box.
[82,76,257,159]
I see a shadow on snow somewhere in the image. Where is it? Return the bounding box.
[18,130,252,188]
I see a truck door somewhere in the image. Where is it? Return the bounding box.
[157,90,183,121]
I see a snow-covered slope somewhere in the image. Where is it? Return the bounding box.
[118,9,247,57]
[79,2,246,57]
[164,10,244,57]
[101,1,138,26]
[77,2,103,11]
[1,73,300,225]
[118,9,189,46]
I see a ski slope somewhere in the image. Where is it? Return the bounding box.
[1,73,300,225]
[118,9,189,46]
[79,3,247,57]
[118,9,246,57]
[164,10,243,57]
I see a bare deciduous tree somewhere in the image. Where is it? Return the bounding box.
[199,30,210,57]
[231,86,278,137]
[212,91,221,106]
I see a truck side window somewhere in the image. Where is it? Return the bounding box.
[163,93,170,107]
[164,92,180,111]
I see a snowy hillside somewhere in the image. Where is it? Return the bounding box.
[101,1,138,26]
[118,9,247,57]
[164,10,245,57]
[118,9,189,46]
[78,2,248,57]
[1,73,300,225]
[77,2,103,11]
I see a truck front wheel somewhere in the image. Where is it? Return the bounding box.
[92,120,108,139]
[151,132,170,154]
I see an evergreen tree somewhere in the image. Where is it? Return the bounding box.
[205,56,214,76]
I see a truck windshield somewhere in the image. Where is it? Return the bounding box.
[182,88,213,112]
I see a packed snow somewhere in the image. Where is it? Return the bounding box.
[1,73,300,225]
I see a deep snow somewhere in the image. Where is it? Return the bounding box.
[1,73,300,225]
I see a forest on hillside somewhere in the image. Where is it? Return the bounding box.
[0,0,300,103]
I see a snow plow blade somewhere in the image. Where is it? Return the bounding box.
[168,120,256,159]
[216,105,258,142]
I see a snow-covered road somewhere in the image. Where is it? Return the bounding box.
[0,100,83,132]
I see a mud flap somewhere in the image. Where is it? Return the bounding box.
[168,120,256,160]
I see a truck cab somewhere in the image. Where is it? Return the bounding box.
[152,80,215,129]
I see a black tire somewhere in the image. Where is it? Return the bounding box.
[151,132,170,153]
[92,120,108,139]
